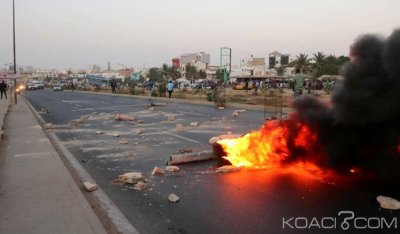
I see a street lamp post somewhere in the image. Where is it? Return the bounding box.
[13,0,17,104]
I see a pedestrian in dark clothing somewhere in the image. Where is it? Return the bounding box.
[0,81,7,99]
[110,79,117,95]
[244,81,249,92]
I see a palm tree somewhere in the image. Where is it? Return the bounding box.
[292,53,311,74]
[313,52,326,67]
[185,64,198,80]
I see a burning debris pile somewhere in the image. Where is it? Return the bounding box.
[218,30,400,182]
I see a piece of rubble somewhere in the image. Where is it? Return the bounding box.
[95,131,104,135]
[216,165,240,173]
[119,139,128,144]
[136,120,144,124]
[218,107,225,110]
[177,148,194,154]
[80,115,90,120]
[115,113,136,121]
[40,107,49,113]
[166,166,180,172]
[232,111,239,117]
[208,134,238,145]
[44,123,54,129]
[168,193,180,203]
[104,117,110,120]
[176,124,184,131]
[133,181,146,191]
[136,129,144,135]
[377,195,400,210]
[190,122,199,127]
[69,119,85,127]
[167,150,215,165]
[151,167,164,176]
[148,107,155,111]
[235,109,246,113]
[111,132,120,137]
[208,136,220,145]
[168,115,176,121]
[118,172,144,184]
[83,182,98,192]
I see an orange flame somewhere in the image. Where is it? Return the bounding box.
[217,120,324,175]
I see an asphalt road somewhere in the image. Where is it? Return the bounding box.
[23,90,400,234]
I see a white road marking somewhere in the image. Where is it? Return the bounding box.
[14,152,51,158]
[161,131,200,143]
[72,104,146,112]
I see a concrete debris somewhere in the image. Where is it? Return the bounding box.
[168,193,180,203]
[119,139,129,144]
[136,120,144,124]
[217,107,225,110]
[40,108,49,113]
[232,111,239,117]
[95,131,104,135]
[168,115,176,121]
[166,166,180,172]
[136,129,144,135]
[118,172,144,184]
[44,123,54,129]
[80,115,90,120]
[167,150,215,165]
[158,111,164,116]
[216,165,240,173]
[134,181,146,191]
[111,132,120,137]
[176,124,184,131]
[69,118,85,127]
[148,107,155,111]
[104,117,110,120]
[151,167,164,176]
[235,109,246,113]
[208,137,220,145]
[83,182,98,192]
[377,195,400,210]
[115,113,136,121]
[190,122,199,127]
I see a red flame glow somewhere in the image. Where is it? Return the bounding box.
[217,120,326,176]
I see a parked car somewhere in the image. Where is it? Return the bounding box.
[53,85,63,91]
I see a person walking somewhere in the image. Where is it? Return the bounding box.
[110,79,117,95]
[293,68,305,97]
[0,81,7,99]
[167,81,174,98]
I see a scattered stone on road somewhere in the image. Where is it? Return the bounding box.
[168,193,180,203]
[216,165,240,173]
[83,182,98,192]
[44,123,54,129]
[118,172,144,184]
[166,166,180,172]
[168,115,176,121]
[232,111,239,117]
[218,107,225,110]
[190,122,199,127]
[136,129,144,135]
[151,167,164,176]
[119,138,128,144]
[111,132,120,137]
[136,120,144,124]
[134,181,146,191]
[95,131,104,135]
[235,109,246,113]
[208,136,220,145]
[377,195,400,210]
[176,124,184,131]
[115,113,136,121]
[148,107,155,111]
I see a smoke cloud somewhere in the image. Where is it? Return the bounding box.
[288,29,400,181]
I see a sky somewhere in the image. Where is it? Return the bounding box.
[0,0,399,70]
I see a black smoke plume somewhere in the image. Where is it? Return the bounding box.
[288,30,400,181]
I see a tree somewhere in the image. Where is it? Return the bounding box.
[199,70,207,79]
[275,66,285,76]
[312,52,326,78]
[148,67,163,83]
[292,53,312,74]
[185,64,198,80]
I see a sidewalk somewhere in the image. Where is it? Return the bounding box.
[0,99,107,234]
[0,94,12,144]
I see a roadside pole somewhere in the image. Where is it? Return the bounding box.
[13,0,17,105]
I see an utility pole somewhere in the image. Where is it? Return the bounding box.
[13,0,17,104]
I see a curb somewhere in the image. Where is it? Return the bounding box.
[0,97,12,144]
[24,97,139,234]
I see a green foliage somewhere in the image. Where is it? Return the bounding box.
[148,67,164,83]
[292,53,312,74]
[185,64,198,79]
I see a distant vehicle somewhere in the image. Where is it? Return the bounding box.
[53,85,63,91]
[233,82,253,90]
[27,83,40,90]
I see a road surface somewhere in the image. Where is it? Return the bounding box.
[23,90,399,234]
